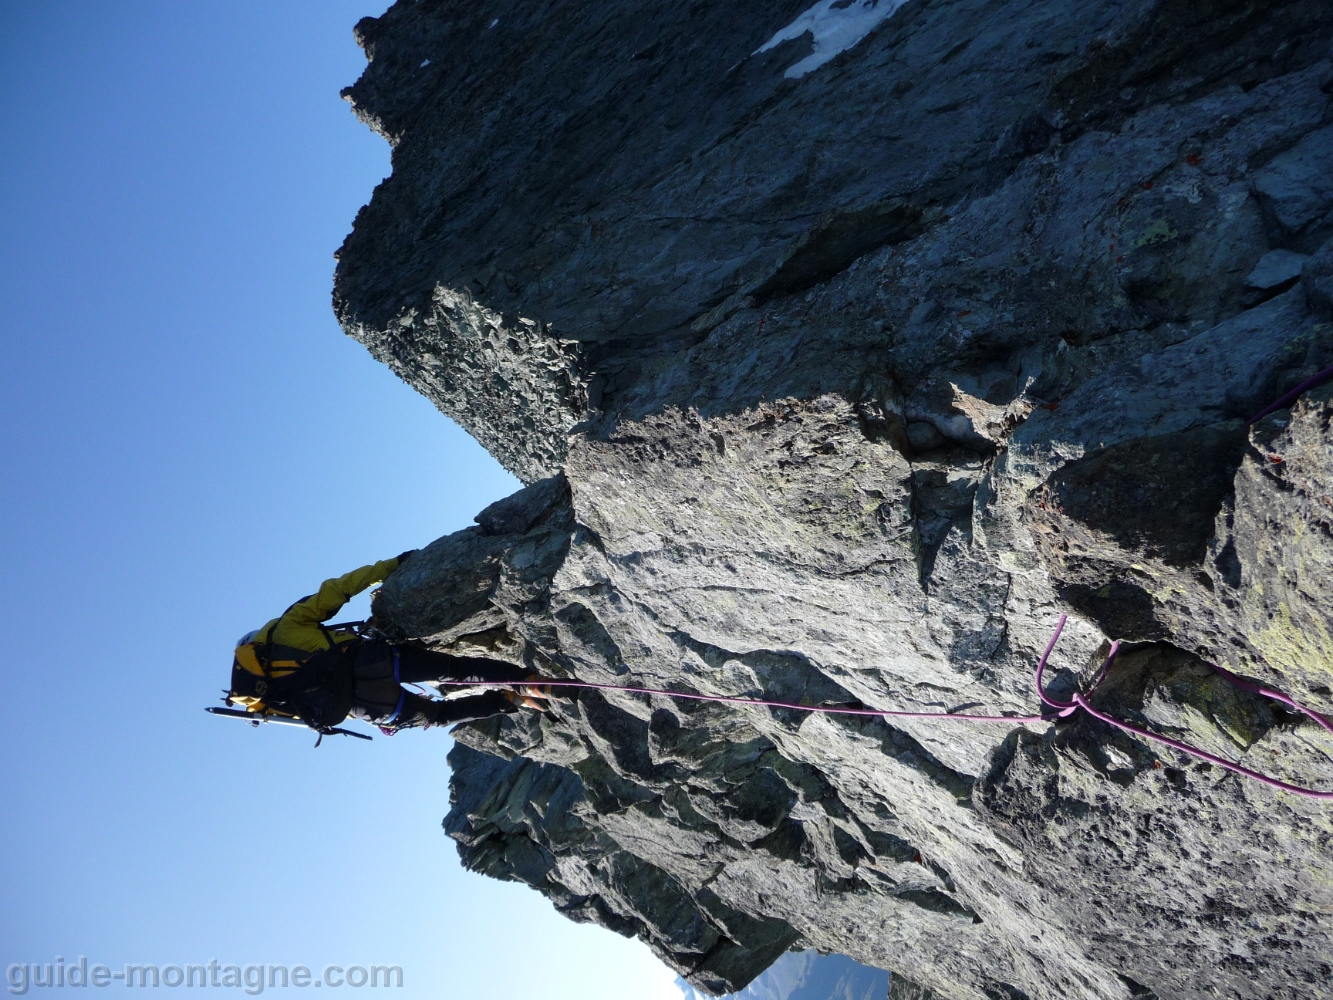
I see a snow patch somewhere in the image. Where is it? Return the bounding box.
[755,0,908,79]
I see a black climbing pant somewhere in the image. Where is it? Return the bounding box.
[346,639,530,729]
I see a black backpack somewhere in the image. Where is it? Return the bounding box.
[230,617,360,732]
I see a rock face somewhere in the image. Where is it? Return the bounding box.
[340,2,1333,999]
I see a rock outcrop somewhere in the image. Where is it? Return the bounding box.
[338,2,1333,998]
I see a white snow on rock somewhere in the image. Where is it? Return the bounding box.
[755,0,908,79]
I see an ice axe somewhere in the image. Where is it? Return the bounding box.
[205,705,373,743]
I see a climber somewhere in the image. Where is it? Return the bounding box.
[223,551,558,736]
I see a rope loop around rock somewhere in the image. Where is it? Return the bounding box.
[1030,615,1333,799]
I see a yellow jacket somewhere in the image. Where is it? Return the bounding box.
[251,557,400,655]
[231,558,400,712]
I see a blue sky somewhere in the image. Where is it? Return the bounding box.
[0,4,682,997]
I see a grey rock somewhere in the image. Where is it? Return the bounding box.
[373,386,1333,1000]
[474,473,570,537]
[1224,384,1333,714]
[905,422,948,455]
[975,642,1333,1000]
[342,2,1333,999]
[1303,237,1333,319]
[887,976,943,1000]
[1252,124,1333,249]
[1246,249,1310,290]
[337,0,1333,482]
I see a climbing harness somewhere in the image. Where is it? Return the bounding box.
[379,646,407,732]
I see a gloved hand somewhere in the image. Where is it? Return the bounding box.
[395,549,419,565]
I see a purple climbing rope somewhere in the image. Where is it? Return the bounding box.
[433,613,1332,799]
[432,675,1044,724]
[1248,362,1333,424]
[1034,615,1333,799]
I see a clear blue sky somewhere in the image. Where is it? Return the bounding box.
[0,4,682,997]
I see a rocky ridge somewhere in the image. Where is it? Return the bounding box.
[339,2,1333,998]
